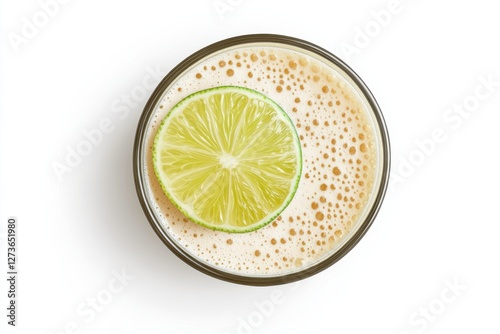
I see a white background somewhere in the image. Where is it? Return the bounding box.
[1,0,499,333]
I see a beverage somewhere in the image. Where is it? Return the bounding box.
[134,35,390,284]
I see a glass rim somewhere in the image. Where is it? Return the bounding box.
[133,33,391,286]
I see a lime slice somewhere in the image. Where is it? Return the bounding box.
[153,86,302,233]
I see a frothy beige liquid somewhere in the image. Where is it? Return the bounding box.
[143,45,380,276]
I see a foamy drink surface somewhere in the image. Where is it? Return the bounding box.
[143,45,381,276]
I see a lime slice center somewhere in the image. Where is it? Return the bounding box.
[219,153,239,169]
